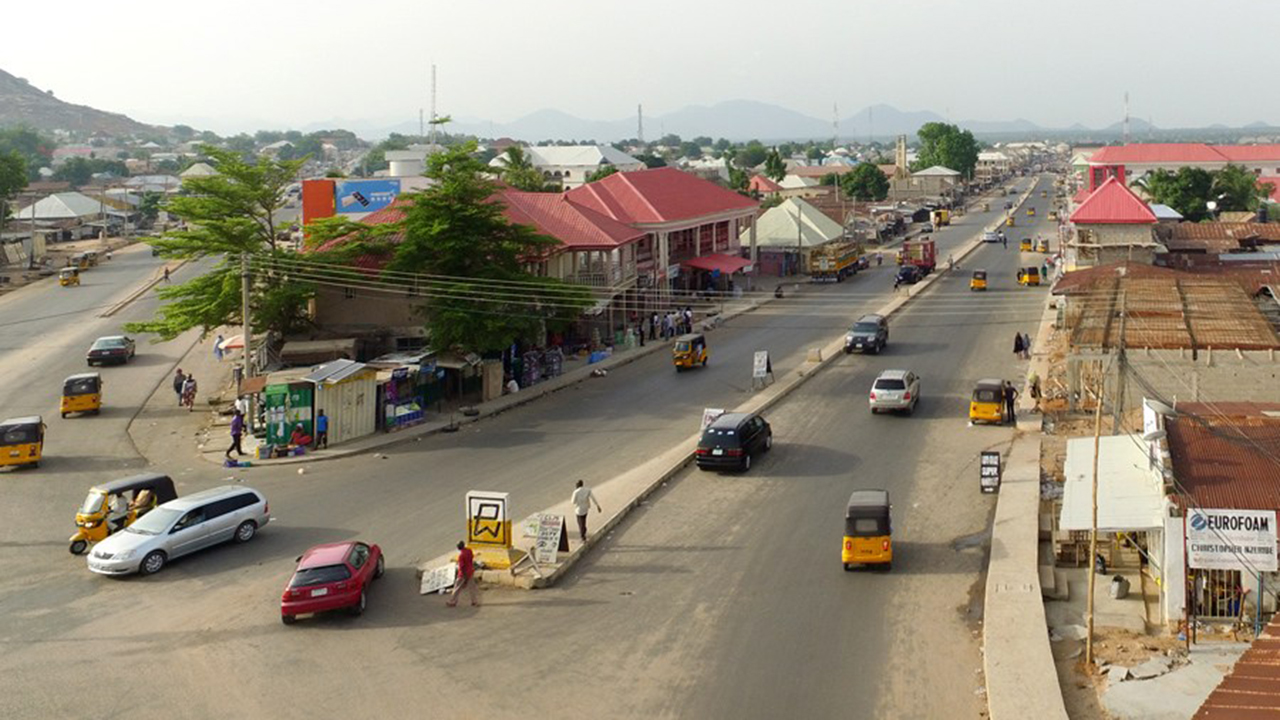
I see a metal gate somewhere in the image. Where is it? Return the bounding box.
[1195,569,1243,620]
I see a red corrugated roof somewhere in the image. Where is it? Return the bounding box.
[1089,143,1227,165]
[1196,613,1280,719]
[748,175,782,193]
[502,190,644,250]
[1216,145,1280,163]
[1051,261,1177,295]
[568,167,758,225]
[1069,177,1157,224]
[1072,187,1092,204]
[1168,403,1280,511]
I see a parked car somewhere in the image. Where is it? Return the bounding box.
[920,222,934,233]
[982,231,999,243]
[281,541,384,624]
[87,336,136,366]
[87,486,270,576]
[696,412,772,472]
[869,369,921,415]
[845,314,889,354]
[895,265,922,285]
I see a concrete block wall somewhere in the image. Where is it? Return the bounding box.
[1123,349,1280,407]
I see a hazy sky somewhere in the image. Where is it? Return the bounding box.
[0,0,1268,135]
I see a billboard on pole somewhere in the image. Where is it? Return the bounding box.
[334,179,401,214]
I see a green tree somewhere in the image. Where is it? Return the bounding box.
[137,191,163,226]
[840,162,890,201]
[692,136,713,148]
[727,165,750,193]
[658,133,681,148]
[387,142,591,353]
[635,153,667,169]
[713,138,731,152]
[1213,164,1273,212]
[912,122,980,178]
[53,157,127,186]
[0,151,27,227]
[763,149,787,182]
[806,145,825,161]
[0,127,54,181]
[172,124,196,142]
[678,141,702,159]
[735,140,768,168]
[585,164,619,183]
[225,134,256,154]
[1138,167,1216,221]
[124,145,309,341]
[498,146,549,191]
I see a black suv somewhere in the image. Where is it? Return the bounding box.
[845,314,889,354]
[696,412,772,472]
[895,265,922,285]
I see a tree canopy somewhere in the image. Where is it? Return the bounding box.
[841,163,890,201]
[912,122,980,178]
[0,127,53,181]
[498,145,554,191]
[52,157,127,186]
[387,142,591,353]
[1138,164,1272,221]
[0,151,26,225]
[124,145,311,341]
[763,149,787,182]
[585,164,619,183]
[735,141,768,169]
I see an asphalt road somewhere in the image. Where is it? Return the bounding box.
[0,175,1058,718]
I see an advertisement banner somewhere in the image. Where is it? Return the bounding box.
[1187,508,1278,572]
[334,179,401,214]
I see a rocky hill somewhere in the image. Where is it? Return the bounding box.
[0,68,152,135]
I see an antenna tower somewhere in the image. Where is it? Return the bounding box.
[832,102,839,148]
[637,104,644,144]
[1123,90,1130,146]
[429,64,438,145]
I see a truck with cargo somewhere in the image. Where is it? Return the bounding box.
[808,240,865,282]
[899,238,936,275]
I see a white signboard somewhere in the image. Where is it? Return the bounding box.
[419,563,458,595]
[534,513,566,564]
[752,351,772,379]
[701,408,725,430]
[1187,509,1278,572]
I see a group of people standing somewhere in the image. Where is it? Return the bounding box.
[646,307,695,341]
[1012,331,1033,360]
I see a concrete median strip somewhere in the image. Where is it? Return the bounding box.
[417,179,1046,590]
[100,258,189,318]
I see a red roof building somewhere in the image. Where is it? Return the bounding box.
[566,167,757,225]
[1069,177,1158,225]
[747,174,782,195]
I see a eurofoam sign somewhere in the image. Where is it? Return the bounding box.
[1187,508,1278,572]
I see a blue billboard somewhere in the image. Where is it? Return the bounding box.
[334,179,401,214]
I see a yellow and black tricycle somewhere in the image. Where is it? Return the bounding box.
[61,372,103,418]
[673,333,708,371]
[842,489,893,571]
[69,473,177,555]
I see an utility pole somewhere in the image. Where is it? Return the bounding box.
[1111,289,1127,434]
[241,252,253,380]
[1085,372,1105,666]
[429,64,438,146]
[637,104,644,145]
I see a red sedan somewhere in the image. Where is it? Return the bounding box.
[281,541,384,625]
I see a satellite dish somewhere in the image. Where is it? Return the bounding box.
[1145,399,1175,416]
[1142,430,1166,442]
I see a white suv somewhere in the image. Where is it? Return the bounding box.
[88,486,270,576]
[869,370,920,415]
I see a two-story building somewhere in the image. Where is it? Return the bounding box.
[488,145,645,189]
[1066,177,1158,268]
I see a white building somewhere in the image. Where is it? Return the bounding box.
[489,145,645,189]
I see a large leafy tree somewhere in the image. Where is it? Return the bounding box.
[1213,164,1273,212]
[735,140,769,169]
[0,127,53,181]
[585,164,619,183]
[389,142,591,353]
[841,162,890,201]
[52,157,127,186]
[0,151,26,227]
[1138,167,1218,221]
[763,149,787,182]
[912,122,980,178]
[124,145,311,341]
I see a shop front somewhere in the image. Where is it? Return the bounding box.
[369,351,444,432]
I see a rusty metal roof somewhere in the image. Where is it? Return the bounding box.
[1195,612,1280,718]
[1166,223,1280,254]
[1056,264,1280,350]
[1169,403,1280,511]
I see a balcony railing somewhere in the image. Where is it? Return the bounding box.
[566,265,638,289]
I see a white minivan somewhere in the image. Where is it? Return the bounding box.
[88,486,270,576]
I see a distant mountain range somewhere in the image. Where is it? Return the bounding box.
[0,68,152,135]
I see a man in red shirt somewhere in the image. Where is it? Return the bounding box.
[446,541,479,607]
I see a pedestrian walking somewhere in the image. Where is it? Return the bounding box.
[181,374,198,411]
[314,409,329,449]
[226,409,245,458]
[214,334,224,362]
[635,324,645,347]
[172,369,186,407]
[1013,332,1025,360]
[893,276,901,293]
[163,266,171,283]
[446,541,479,607]
[1021,332,1033,359]
[876,252,883,266]
[1028,371,1042,411]
[1003,381,1019,425]
[571,479,603,542]
[1001,235,1007,249]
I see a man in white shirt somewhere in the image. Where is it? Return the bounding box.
[571,480,602,543]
